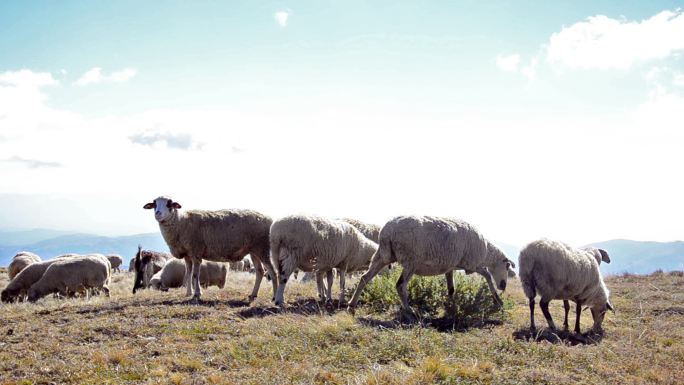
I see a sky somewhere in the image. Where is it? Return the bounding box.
[1,1,683,246]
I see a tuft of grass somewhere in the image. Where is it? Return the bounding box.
[357,268,508,326]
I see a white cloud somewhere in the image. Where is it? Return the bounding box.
[274,10,290,27]
[674,72,684,87]
[74,67,137,86]
[547,10,684,70]
[496,53,520,72]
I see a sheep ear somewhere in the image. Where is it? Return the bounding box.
[143,202,155,209]
[599,249,611,264]
[168,201,182,209]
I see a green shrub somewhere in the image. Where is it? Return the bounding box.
[357,268,509,325]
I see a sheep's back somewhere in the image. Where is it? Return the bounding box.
[380,216,488,273]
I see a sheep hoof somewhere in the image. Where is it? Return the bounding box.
[248,295,257,303]
[346,305,356,315]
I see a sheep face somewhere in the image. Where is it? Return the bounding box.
[490,258,515,291]
[1,289,16,303]
[590,301,614,332]
[143,196,181,223]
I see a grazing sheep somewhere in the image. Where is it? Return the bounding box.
[150,259,227,291]
[128,257,136,272]
[132,246,172,293]
[106,254,124,273]
[2,259,59,302]
[27,255,111,302]
[347,216,515,317]
[229,260,245,272]
[518,239,613,334]
[560,246,611,331]
[143,196,276,303]
[242,256,253,272]
[8,252,41,280]
[270,215,379,305]
[339,218,380,242]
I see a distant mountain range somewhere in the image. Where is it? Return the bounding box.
[0,229,168,268]
[0,230,682,274]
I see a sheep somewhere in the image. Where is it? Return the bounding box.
[347,216,515,318]
[27,255,111,302]
[339,218,380,242]
[128,257,136,272]
[132,246,172,293]
[518,239,613,334]
[143,196,276,303]
[559,246,611,331]
[150,259,227,291]
[2,259,59,302]
[229,260,245,272]
[8,252,41,280]
[242,256,253,272]
[106,254,124,273]
[270,215,379,306]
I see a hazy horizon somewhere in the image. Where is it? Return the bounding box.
[2,1,684,247]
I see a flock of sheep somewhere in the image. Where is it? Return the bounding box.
[1,195,615,335]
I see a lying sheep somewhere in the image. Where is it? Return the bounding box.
[106,254,124,273]
[270,215,378,305]
[8,252,41,280]
[132,246,172,293]
[347,216,515,317]
[143,196,276,302]
[150,259,227,291]
[27,255,111,302]
[518,239,613,334]
[2,259,59,302]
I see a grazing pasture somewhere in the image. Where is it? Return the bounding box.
[0,268,682,384]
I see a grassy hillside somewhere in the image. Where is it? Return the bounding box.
[0,270,682,384]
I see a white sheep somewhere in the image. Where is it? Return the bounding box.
[150,259,227,291]
[8,252,41,280]
[558,246,611,331]
[106,254,124,273]
[27,255,111,302]
[143,196,276,303]
[2,259,58,302]
[339,218,380,242]
[132,246,172,293]
[347,216,515,317]
[270,215,378,306]
[518,239,613,334]
[229,260,245,272]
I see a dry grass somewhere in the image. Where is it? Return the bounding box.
[0,270,683,384]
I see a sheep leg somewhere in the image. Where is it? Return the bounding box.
[103,286,110,298]
[346,257,390,313]
[274,259,294,307]
[396,269,416,319]
[190,257,202,303]
[445,271,455,298]
[261,257,279,302]
[529,297,536,332]
[540,298,556,330]
[248,255,265,302]
[325,270,334,302]
[316,271,327,301]
[183,257,193,297]
[574,301,582,334]
[338,270,346,305]
[476,267,503,307]
[563,300,570,330]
